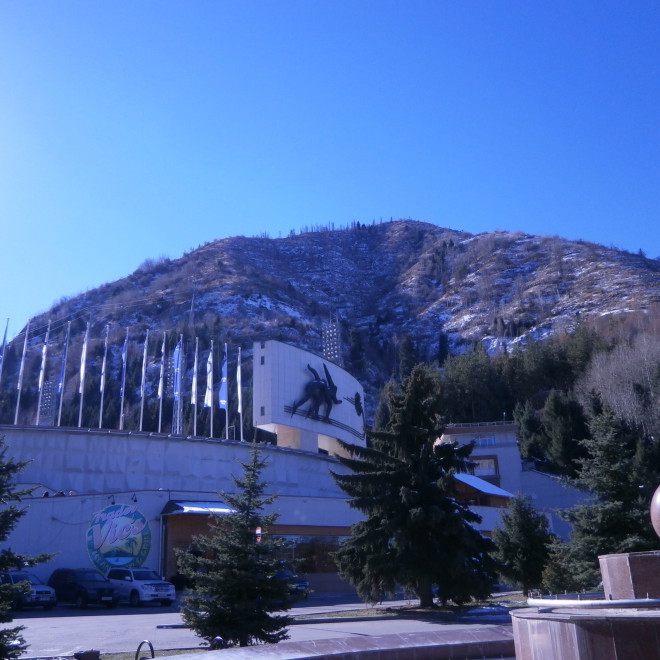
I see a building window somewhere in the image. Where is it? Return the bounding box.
[260,356,265,365]
[475,436,496,447]
[473,456,500,486]
[260,406,265,416]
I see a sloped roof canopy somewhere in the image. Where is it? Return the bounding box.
[455,473,514,498]
[162,500,235,516]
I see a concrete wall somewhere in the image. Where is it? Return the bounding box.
[0,425,362,582]
[0,425,350,498]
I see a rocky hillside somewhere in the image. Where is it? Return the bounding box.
[2,220,659,426]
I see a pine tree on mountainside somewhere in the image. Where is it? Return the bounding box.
[332,364,496,608]
[0,435,52,660]
[397,334,417,382]
[176,444,300,647]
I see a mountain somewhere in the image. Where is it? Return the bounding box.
[2,220,659,428]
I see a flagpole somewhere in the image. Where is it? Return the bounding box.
[57,321,71,427]
[0,318,9,387]
[172,334,183,435]
[158,332,166,433]
[191,336,199,437]
[99,325,109,429]
[139,329,149,432]
[78,321,90,428]
[36,320,51,426]
[237,346,243,442]
[14,319,30,425]
[219,342,228,440]
[119,327,129,431]
[206,339,214,439]
[178,338,185,435]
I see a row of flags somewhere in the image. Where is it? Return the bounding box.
[0,318,243,440]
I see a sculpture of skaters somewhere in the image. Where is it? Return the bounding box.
[291,363,342,422]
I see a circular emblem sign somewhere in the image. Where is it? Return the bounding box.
[87,503,151,574]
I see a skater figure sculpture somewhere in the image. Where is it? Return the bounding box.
[291,363,342,422]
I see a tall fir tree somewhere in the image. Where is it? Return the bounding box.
[332,364,496,607]
[176,444,299,647]
[0,435,52,660]
[492,495,554,596]
[397,334,417,382]
[540,390,589,476]
[548,409,660,590]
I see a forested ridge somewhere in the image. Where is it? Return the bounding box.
[0,220,658,448]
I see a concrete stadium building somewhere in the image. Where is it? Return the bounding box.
[0,341,511,590]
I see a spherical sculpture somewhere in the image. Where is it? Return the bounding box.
[651,484,660,539]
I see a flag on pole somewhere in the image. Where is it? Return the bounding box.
[119,329,128,399]
[99,325,109,394]
[14,319,30,425]
[219,344,228,410]
[99,324,109,429]
[157,332,166,400]
[139,329,149,432]
[79,322,89,395]
[0,318,8,384]
[38,343,47,391]
[17,320,30,393]
[57,321,71,427]
[236,346,242,415]
[237,346,243,441]
[38,321,51,392]
[58,322,71,394]
[119,327,129,431]
[173,336,182,401]
[157,331,166,434]
[191,337,199,406]
[204,344,213,408]
[78,321,90,428]
[140,329,149,399]
[36,320,51,426]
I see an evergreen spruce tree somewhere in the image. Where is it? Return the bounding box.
[552,409,660,590]
[0,435,52,660]
[397,334,417,382]
[541,390,589,476]
[492,495,554,595]
[513,400,545,460]
[176,444,298,647]
[332,364,496,608]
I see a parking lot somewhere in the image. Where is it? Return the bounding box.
[7,594,514,658]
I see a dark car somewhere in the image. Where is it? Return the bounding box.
[275,568,310,598]
[0,571,57,610]
[47,568,116,608]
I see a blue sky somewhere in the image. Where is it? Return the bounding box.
[1,1,659,339]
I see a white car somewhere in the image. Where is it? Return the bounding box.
[105,568,176,606]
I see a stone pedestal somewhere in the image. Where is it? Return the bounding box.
[512,608,660,660]
[599,551,660,600]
